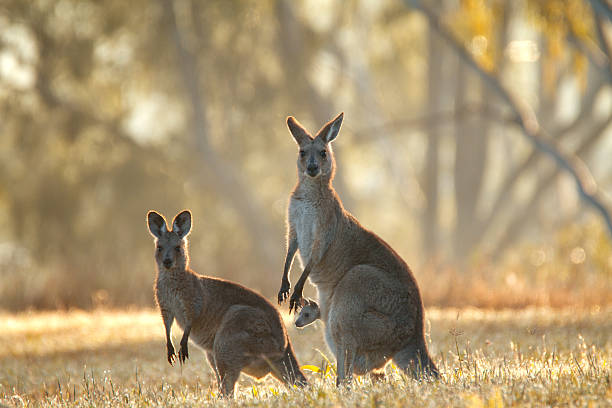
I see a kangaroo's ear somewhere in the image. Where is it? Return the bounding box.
[287,116,311,145]
[316,112,344,144]
[147,211,168,239]
[172,210,192,239]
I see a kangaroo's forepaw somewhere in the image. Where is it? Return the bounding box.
[278,280,291,304]
[179,343,189,364]
[289,291,303,314]
[167,344,176,366]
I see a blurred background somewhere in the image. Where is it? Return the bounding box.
[1,0,611,311]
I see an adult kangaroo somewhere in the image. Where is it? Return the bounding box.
[147,210,307,397]
[277,112,438,385]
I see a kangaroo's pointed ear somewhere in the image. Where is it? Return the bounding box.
[316,112,344,144]
[172,210,192,239]
[147,211,168,239]
[287,116,311,145]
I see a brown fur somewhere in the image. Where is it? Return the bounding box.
[278,113,438,385]
[147,210,306,397]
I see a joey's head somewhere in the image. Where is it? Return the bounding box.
[294,298,320,328]
[287,112,344,181]
[147,210,192,272]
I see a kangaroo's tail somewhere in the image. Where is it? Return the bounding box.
[392,341,439,379]
[277,340,308,387]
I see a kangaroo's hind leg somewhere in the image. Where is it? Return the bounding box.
[335,342,356,387]
[213,305,285,396]
[205,351,221,388]
[213,334,251,397]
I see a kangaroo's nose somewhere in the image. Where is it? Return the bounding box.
[307,163,319,176]
[163,258,172,268]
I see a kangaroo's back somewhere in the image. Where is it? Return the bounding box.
[195,274,288,342]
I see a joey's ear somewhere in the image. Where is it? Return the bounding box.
[172,210,192,239]
[304,298,317,309]
[287,116,311,145]
[316,112,344,144]
[147,211,168,239]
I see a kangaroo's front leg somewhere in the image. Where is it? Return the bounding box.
[161,308,176,365]
[289,260,313,313]
[178,325,191,364]
[289,235,326,313]
[278,227,298,304]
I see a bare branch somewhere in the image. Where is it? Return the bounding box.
[404,0,612,239]
[593,11,612,78]
[475,77,606,244]
[589,0,612,24]
[349,103,514,144]
[493,115,612,255]
[567,33,612,81]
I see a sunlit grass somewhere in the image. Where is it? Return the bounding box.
[1,307,610,407]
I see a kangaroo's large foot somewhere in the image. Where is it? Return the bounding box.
[336,376,353,389]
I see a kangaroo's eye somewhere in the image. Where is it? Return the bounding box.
[174,246,181,252]
[299,150,305,158]
[320,150,326,158]
[156,246,162,252]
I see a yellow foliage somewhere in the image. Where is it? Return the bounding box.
[301,364,322,373]
[526,0,594,95]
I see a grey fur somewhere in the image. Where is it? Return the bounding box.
[278,113,438,385]
[148,210,307,397]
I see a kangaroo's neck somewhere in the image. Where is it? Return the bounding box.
[157,265,190,280]
[295,173,336,201]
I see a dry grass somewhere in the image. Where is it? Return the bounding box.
[0,307,610,407]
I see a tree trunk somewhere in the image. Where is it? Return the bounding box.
[453,65,488,260]
[160,0,280,283]
[422,25,443,259]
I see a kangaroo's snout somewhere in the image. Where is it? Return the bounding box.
[163,258,173,268]
[306,163,320,177]
[306,155,320,177]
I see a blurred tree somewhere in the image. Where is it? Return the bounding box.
[406,0,612,262]
[0,0,610,310]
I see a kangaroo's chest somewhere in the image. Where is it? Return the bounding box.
[156,276,195,329]
[290,199,320,266]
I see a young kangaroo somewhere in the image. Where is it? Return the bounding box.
[278,113,438,385]
[294,298,320,328]
[147,210,307,397]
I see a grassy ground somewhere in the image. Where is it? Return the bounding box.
[0,307,610,407]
